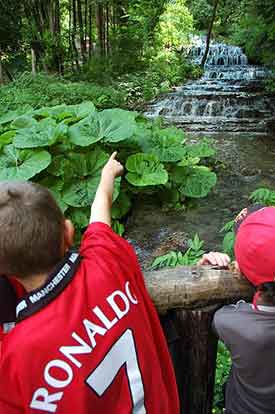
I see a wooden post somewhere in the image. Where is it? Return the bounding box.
[175,306,219,414]
[145,266,254,414]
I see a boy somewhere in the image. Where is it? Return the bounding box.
[0,152,179,413]
[200,206,275,414]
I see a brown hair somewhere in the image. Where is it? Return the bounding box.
[0,181,64,278]
[257,282,275,306]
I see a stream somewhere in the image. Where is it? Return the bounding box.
[126,39,275,268]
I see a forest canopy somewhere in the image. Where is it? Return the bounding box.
[0,0,274,82]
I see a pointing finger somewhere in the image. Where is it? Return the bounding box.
[110,151,118,160]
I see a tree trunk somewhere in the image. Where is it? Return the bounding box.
[96,3,105,56]
[72,0,80,70]
[50,0,62,73]
[88,4,92,58]
[0,59,3,83]
[77,0,86,62]
[201,0,220,68]
[144,265,254,313]
[31,48,37,74]
[106,4,110,56]
[24,0,62,73]
[84,0,88,52]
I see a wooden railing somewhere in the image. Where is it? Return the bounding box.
[144,266,254,414]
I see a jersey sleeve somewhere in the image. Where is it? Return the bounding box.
[79,222,145,285]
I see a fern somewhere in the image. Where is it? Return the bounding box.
[150,234,205,270]
[249,188,275,206]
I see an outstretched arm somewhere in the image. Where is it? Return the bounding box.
[89,152,124,226]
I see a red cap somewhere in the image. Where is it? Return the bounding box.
[234,207,275,286]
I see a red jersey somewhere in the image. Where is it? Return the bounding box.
[0,222,179,413]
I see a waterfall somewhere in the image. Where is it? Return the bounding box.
[146,37,275,133]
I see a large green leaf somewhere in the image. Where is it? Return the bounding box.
[63,176,121,207]
[98,109,137,143]
[179,166,217,198]
[0,111,21,125]
[35,101,96,121]
[112,220,125,236]
[68,115,102,147]
[11,115,37,130]
[177,156,200,167]
[141,127,186,162]
[68,109,137,146]
[62,147,118,207]
[169,166,187,184]
[0,145,51,180]
[49,148,109,180]
[112,191,131,219]
[13,119,67,148]
[69,208,90,229]
[0,131,16,150]
[185,139,216,158]
[126,153,168,186]
[38,177,68,213]
[62,178,99,207]
[73,102,96,119]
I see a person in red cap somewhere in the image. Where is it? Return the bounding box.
[199,205,275,414]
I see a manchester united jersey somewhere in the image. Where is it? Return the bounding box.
[0,222,179,413]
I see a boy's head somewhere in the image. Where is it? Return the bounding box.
[0,181,74,279]
[234,206,275,286]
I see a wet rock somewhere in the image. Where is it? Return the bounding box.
[267,120,275,134]
[151,231,188,258]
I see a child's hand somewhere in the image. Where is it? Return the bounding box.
[197,252,231,267]
[101,152,124,180]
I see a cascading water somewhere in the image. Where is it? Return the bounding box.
[146,37,275,133]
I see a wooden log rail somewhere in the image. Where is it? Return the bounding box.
[144,266,254,414]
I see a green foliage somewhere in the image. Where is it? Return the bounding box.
[184,138,217,159]
[157,0,194,48]
[0,102,217,239]
[249,188,275,205]
[0,73,126,113]
[265,72,275,93]
[187,0,213,31]
[150,234,205,270]
[126,153,169,186]
[0,0,22,56]
[212,341,231,414]
[220,187,275,258]
[0,62,201,116]
[220,219,235,258]
[229,0,275,66]
[179,166,217,198]
[0,145,51,180]
[141,126,186,162]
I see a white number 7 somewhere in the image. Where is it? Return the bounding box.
[86,329,147,413]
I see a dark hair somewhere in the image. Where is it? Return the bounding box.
[0,181,64,278]
[257,282,275,306]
